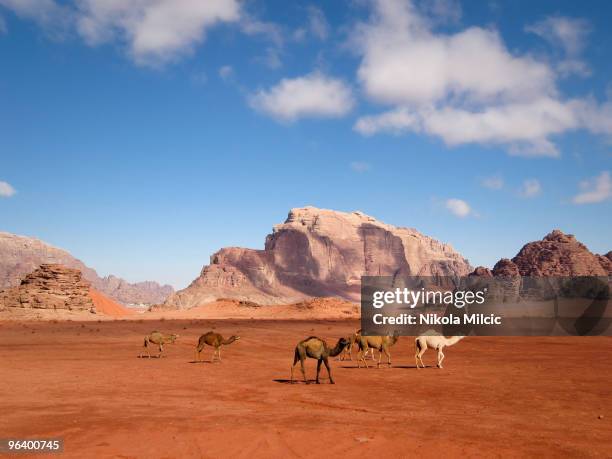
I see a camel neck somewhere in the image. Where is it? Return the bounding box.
[446,336,464,346]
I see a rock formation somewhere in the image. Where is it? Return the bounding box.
[511,230,610,276]
[492,258,521,277]
[470,230,610,277]
[164,207,472,308]
[0,232,173,304]
[0,264,94,311]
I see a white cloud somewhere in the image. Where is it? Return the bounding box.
[0,180,16,197]
[0,0,70,34]
[254,47,282,69]
[526,16,591,77]
[355,98,577,156]
[572,171,612,204]
[354,107,419,136]
[519,179,541,198]
[292,6,329,43]
[350,161,371,173]
[218,65,234,81]
[355,1,554,108]
[481,175,504,190]
[445,198,472,218]
[74,0,240,66]
[249,72,354,122]
[352,0,612,156]
[307,6,329,41]
[419,0,462,25]
[2,0,293,67]
[240,15,283,47]
[526,16,590,56]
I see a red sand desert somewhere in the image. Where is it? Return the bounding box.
[1,318,610,458]
[89,289,136,317]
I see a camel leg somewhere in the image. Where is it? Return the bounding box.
[300,357,307,383]
[291,351,299,384]
[324,357,334,384]
[358,348,368,369]
[158,343,163,358]
[383,346,391,367]
[218,346,222,362]
[316,359,322,384]
[417,350,426,368]
[144,340,150,358]
[437,348,445,368]
[377,347,383,368]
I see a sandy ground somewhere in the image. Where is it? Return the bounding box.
[0,298,359,321]
[1,319,611,458]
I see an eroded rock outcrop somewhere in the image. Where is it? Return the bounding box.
[511,230,609,276]
[468,230,610,302]
[470,230,610,277]
[0,264,94,311]
[0,232,173,304]
[165,207,472,307]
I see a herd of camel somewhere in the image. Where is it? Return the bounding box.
[141,329,465,384]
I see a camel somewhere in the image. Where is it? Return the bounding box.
[357,331,399,368]
[338,329,376,361]
[415,335,465,369]
[141,331,179,358]
[194,331,240,362]
[291,336,349,384]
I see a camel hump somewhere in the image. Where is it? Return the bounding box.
[302,336,321,343]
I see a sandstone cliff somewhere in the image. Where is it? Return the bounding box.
[0,232,173,304]
[164,207,472,308]
[0,264,94,311]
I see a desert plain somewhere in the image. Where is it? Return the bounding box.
[1,316,611,458]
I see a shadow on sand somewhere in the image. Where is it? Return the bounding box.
[273,379,323,384]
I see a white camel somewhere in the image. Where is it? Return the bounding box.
[414,334,464,369]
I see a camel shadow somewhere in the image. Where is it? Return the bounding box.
[188,360,217,364]
[137,355,165,359]
[338,365,393,369]
[273,379,321,384]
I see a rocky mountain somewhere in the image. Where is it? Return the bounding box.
[0,232,173,305]
[164,206,472,308]
[0,264,94,311]
[471,229,611,276]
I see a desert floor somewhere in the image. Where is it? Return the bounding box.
[1,319,611,458]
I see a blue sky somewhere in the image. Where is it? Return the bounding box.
[0,0,611,289]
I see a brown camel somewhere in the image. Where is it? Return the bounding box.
[357,331,400,368]
[141,331,178,358]
[338,329,377,361]
[291,336,349,384]
[194,331,240,362]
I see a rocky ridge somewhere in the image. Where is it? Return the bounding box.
[164,207,472,308]
[0,232,173,304]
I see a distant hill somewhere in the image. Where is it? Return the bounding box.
[0,232,173,305]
